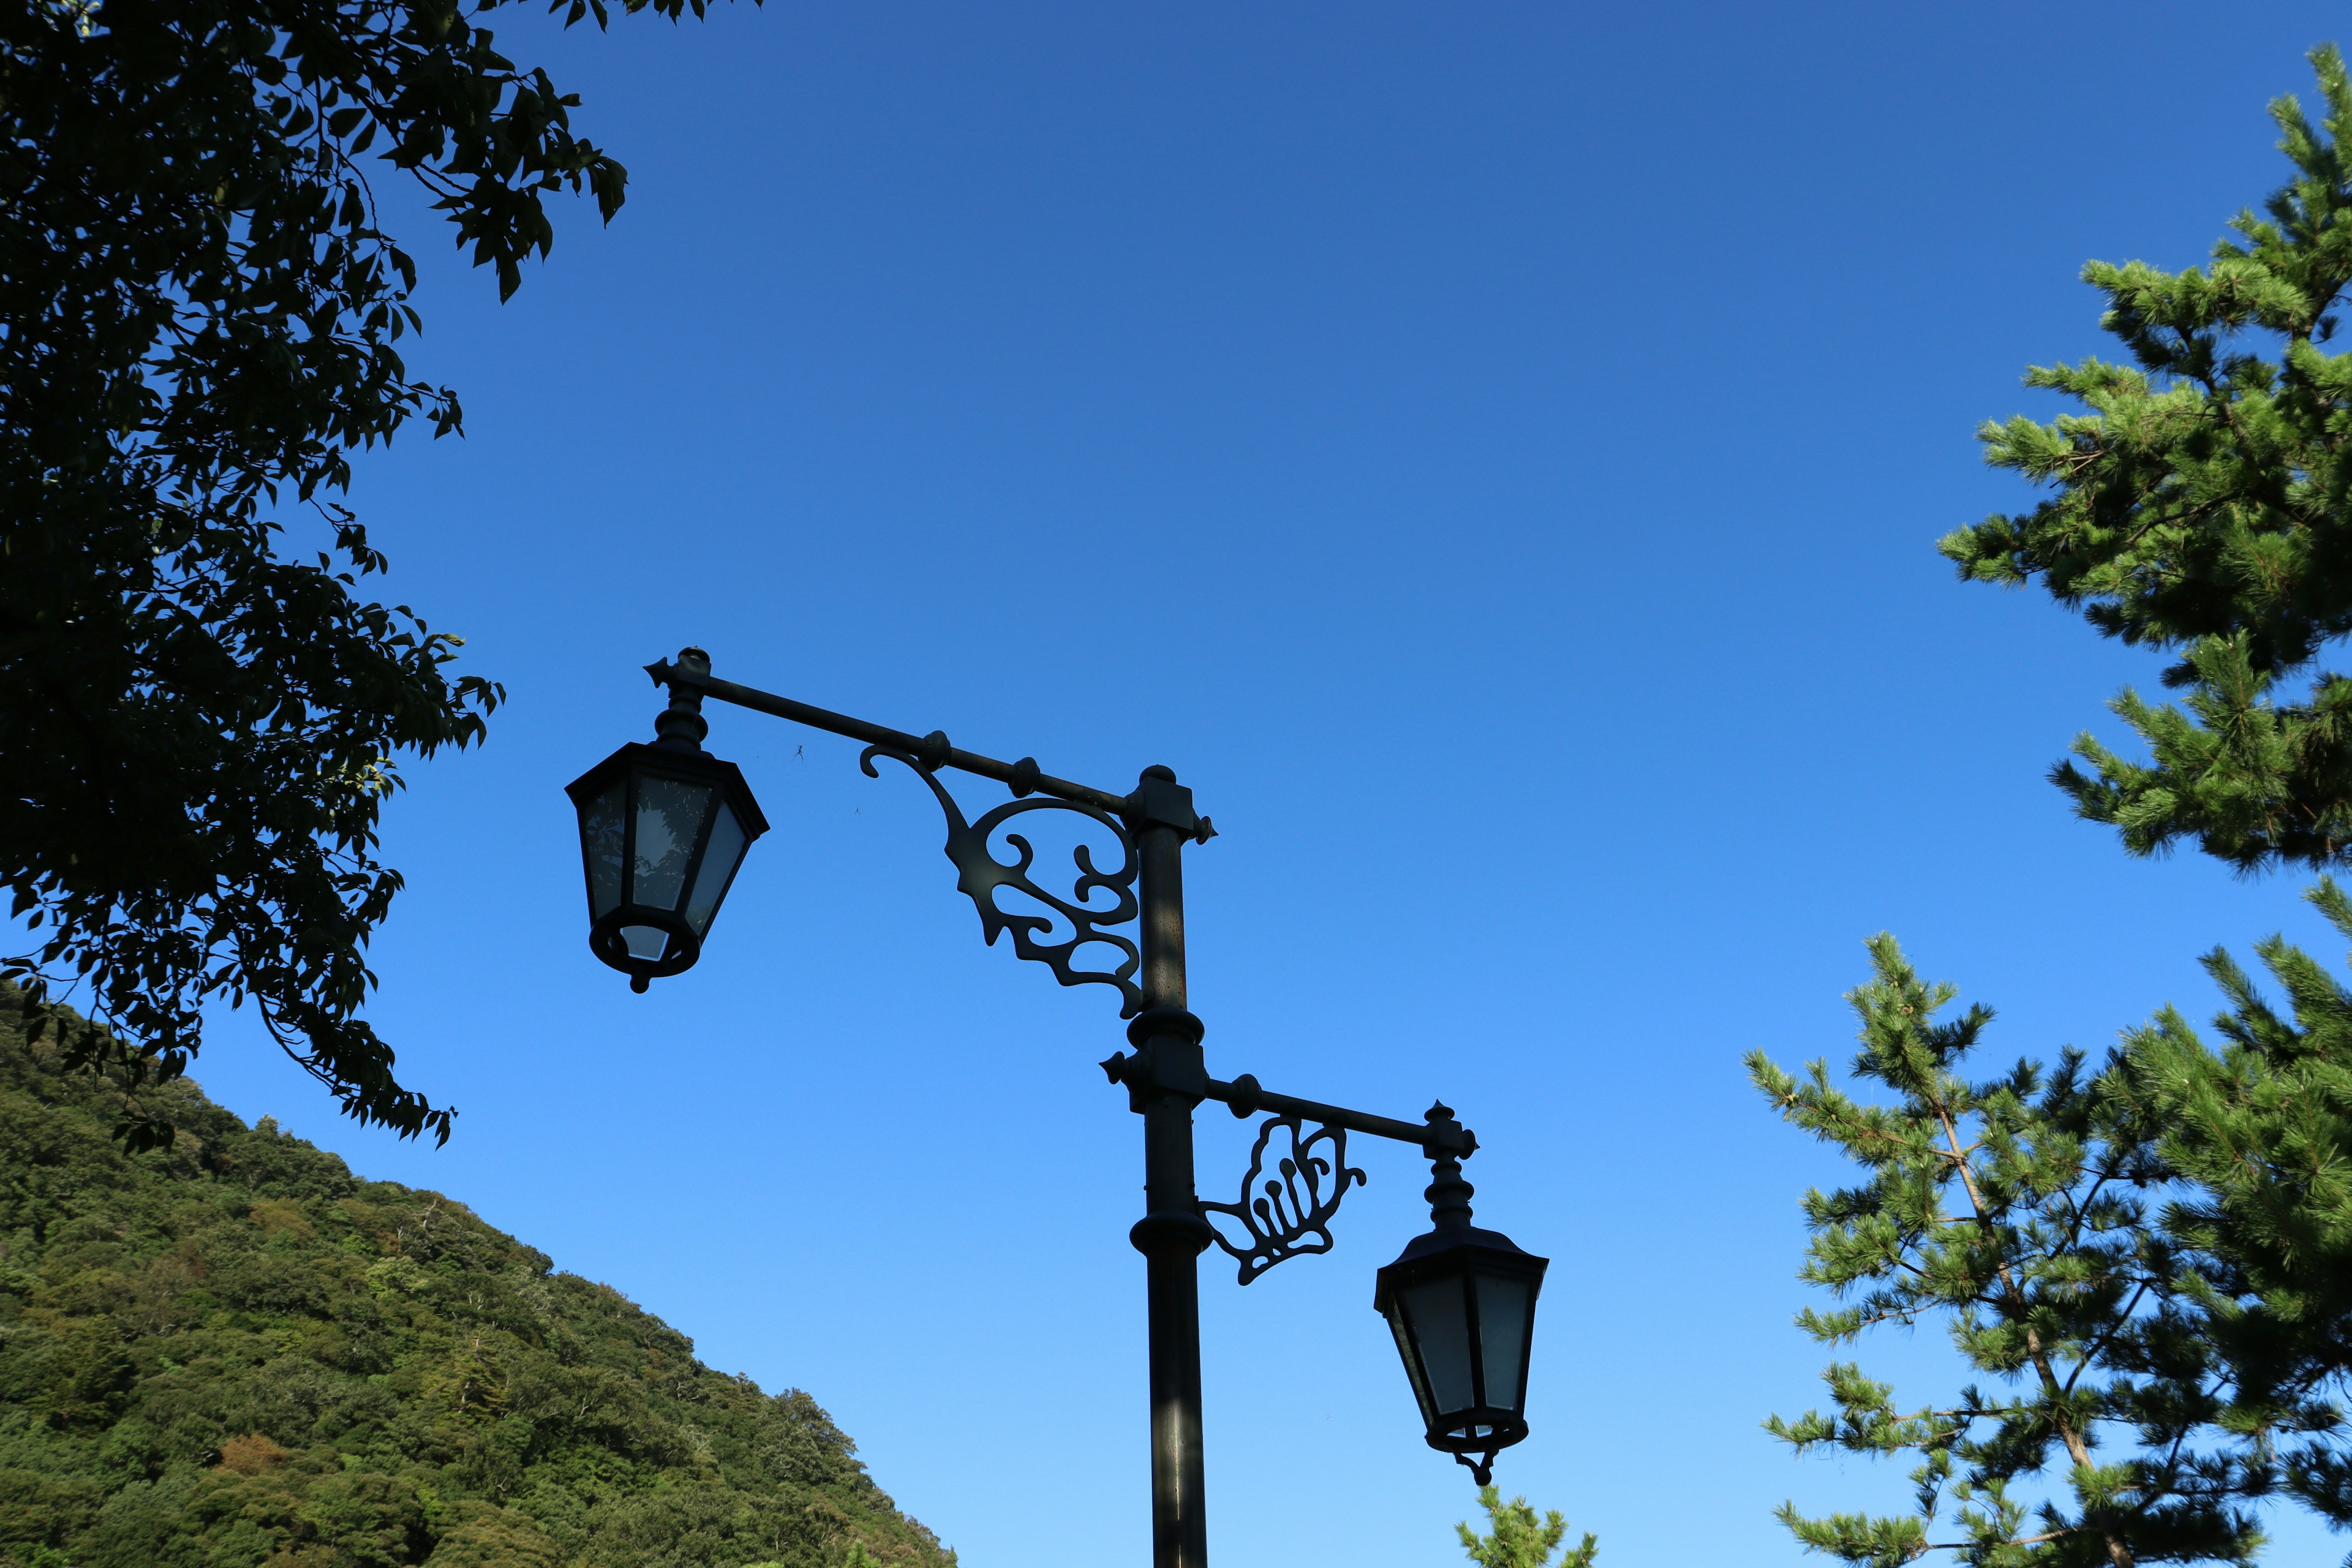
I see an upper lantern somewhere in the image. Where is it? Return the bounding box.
[1374,1215,1548,1485]
[565,735,767,993]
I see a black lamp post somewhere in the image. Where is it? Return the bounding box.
[565,649,1548,1565]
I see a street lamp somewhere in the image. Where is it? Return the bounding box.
[1374,1134,1547,1485]
[567,649,1550,1566]
[564,659,767,992]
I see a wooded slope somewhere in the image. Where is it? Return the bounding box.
[0,1000,952,1568]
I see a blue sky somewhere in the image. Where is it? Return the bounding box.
[162,4,2352,1564]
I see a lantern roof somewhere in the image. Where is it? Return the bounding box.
[564,741,770,839]
[1377,1222,1543,1275]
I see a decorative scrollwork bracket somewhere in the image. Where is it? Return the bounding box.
[1200,1117,1368,1284]
[862,743,1143,1016]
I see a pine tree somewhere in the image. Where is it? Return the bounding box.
[1762,35,2352,1567]
[1455,1485,1597,1568]
[1913,36,2352,1559]
[1750,939,2267,1568]
[1939,45,2352,874]
[2104,878,2352,1538]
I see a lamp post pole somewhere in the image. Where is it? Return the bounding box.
[1129,766,1212,1568]
[565,652,1547,1568]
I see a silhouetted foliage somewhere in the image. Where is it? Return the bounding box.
[2,0,750,1146]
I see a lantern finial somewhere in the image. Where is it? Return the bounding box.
[652,646,712,753]
[1422,1104,1476,1231]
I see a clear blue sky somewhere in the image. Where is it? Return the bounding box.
[166,4,2351,1564]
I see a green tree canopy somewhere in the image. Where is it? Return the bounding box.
[1940,44,2352,874]
[1,0,744,1147]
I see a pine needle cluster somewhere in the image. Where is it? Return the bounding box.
[1455,1485,1598,1568]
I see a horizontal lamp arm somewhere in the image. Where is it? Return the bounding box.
[647,658,1131,815]
[1210,1075,1479,1158]
[1102,1047,1477,1158]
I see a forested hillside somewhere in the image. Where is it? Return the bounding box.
[0,997,953,1568]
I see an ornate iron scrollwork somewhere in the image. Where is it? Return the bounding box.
[862,745,1142,1016]
[1201,1117,1366,1284]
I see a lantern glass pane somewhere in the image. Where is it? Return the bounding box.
[622,924,670,962]
[581,783,627,918]
[1477,1276,1532,1412]
[633,777,713,913]
[1387,1311,1434,1419]
[684,801,747,936]
[1402,1276,1476,1415]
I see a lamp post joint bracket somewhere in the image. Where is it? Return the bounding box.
[1124,769,1213,844]
[1099,1036,1207,1112]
